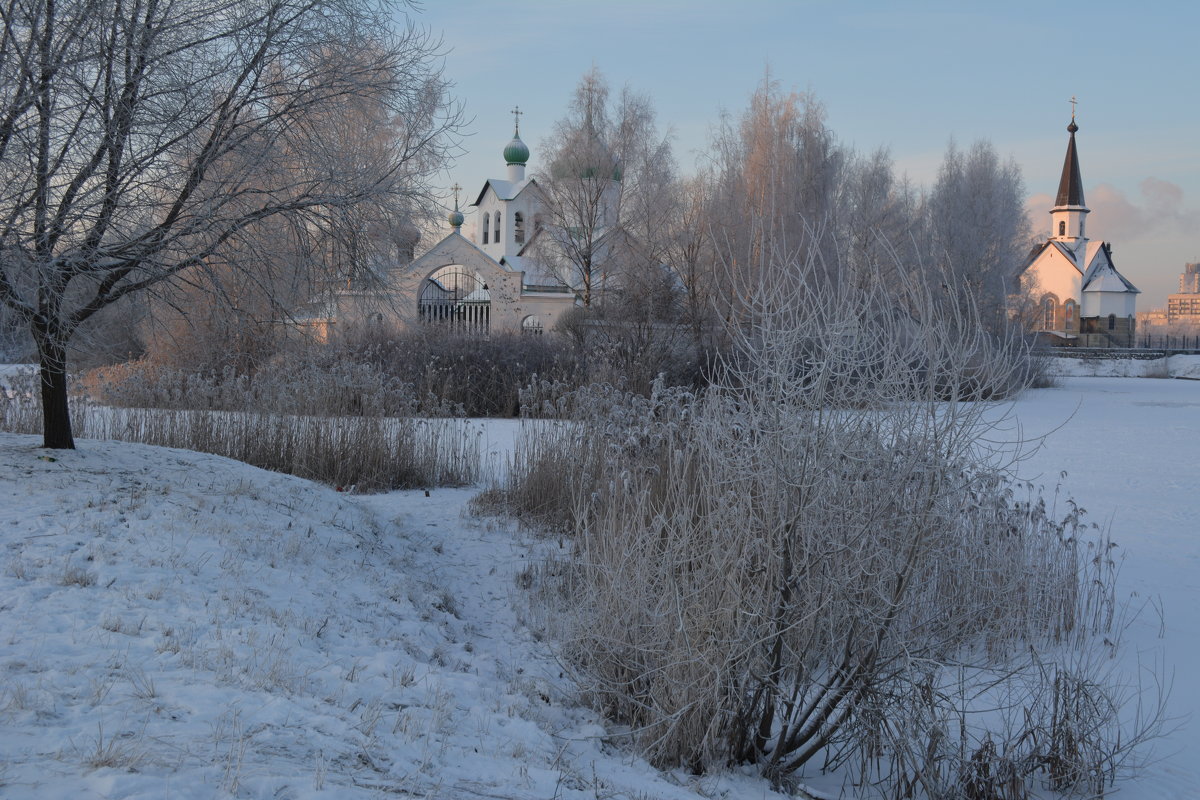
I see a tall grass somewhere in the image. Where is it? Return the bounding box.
[1,371,478,491]
[496,256,1159,797]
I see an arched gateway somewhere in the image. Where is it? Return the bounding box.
[418,265,490,334]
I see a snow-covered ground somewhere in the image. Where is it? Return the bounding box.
[1048,352,1200,379]
[1,374,1196,798]
[1008,376,1199,799]
[0,427,792,799]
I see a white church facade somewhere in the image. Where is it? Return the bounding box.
[394,118,578,335]
[310,116,579,339]
[1019,116,1140,346]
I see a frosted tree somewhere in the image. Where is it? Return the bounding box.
[0,0,460,448]
[925,140,1033,329]
[534,68,673,310]
[706,75,846,314]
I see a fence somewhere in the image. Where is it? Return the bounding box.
[1134,334,1200,351]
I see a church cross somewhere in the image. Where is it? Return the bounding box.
[450,182,461,209]
[1070,95,1077,121]
[511,105,523,134]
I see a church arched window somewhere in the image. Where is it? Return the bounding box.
[1058,221,1066,236]
[482,212,490,244]
[521,315,543,335]
[1107,313,1116,331]
[514,212,525,245]
[494,211,501,243]
[1042,295,1057,330]
[1064,299,1076,331]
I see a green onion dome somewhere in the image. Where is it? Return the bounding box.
[504,134,530,166]
[448,207,464,229]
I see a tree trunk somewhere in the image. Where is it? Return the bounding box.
[37,337,75,450]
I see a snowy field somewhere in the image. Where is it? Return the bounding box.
[1007,376,1200,799]
[1,373,1197,798]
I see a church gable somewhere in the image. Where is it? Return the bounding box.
[407,231,511,283]
[1023,241,1082,304]
[473,179,507,208]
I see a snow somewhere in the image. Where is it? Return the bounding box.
[1,374,1197,798]
[0,363,34,382]
[1048,353,1200,379]
[0,433,793,799]
[1007,377,1199,799]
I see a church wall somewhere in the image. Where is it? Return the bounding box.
[1079,314,1135,347]
[1082,291,1136,318]
[508,295,575,334]
[1024,252,1081,310]
[479,271,525,333]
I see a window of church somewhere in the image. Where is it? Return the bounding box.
[1107,313,1116,331]
[1064,300,1076,330]
[514,212,525,245]
[494,211,501,242]
[483,213,490,244]
[1058,221,1066,236]
[1042,296,1056,330]
[522,315,543,335]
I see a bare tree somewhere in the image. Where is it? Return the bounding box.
[0,0,460,448]
[706,74,847,317]
[664,171,720,350]
[534,68,673,309]
[840,147,923,282]
[142,48,427,373]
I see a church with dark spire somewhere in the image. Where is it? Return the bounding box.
[1019,108,1140,345]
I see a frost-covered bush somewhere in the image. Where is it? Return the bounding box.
[505,256,1158,797]
[85,323,708,420]
[83,349,426,417]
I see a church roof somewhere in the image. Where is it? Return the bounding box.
[1054,119,1086,208]
[500,253,572,293]
[471,177,537,207]
[1052,241,1084,270]
[1081,246,1140,294]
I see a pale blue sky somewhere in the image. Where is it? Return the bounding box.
[416,0,1198,305]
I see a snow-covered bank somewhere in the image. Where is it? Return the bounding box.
[1010,377,1199,799]
[0,434,792,799]
[1048,352,1200,379]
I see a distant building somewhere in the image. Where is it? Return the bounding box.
[1179,262,1200,294]
[1137,308,1169,329]
[1167,263,1200,326]
[1018,116,1140,346]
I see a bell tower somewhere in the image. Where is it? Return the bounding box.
[1049,99,1090,257]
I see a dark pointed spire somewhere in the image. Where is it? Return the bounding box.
[1055,116,1085,207]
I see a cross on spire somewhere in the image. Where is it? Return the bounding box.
[450,183,461,210]
[1069,95,1077,122]
[511,105,523,135]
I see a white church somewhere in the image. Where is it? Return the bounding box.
[307,108,650,339]
[341,113,607,338]
[1019,114,1140,346]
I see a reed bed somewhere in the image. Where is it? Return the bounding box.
[2,374,479,491]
